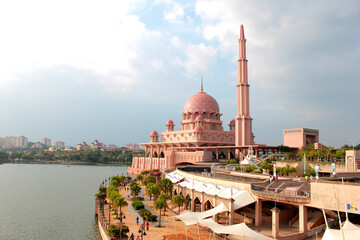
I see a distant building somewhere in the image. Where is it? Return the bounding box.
[76,142,89,151]
[283,128,319,149]
[48,146,57,152]
[31,142,43,148]
[0,136,17,148]
[16,136,28,148]
[125,143,140,151]
[54,141,65,149]
[90,140,104,149]
[41,138,51,147]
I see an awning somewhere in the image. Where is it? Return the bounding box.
[165,171,184,183]
[175,202,228,225]
[176,180,255,209]
[198,218,273,240]
[322,220,360,240]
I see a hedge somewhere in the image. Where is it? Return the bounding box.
[132,199,145,210]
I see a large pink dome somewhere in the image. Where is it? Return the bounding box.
[183,91,219,113]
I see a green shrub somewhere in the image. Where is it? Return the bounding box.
[107,225,120,236]
[149,214,157,222]
[121,225,129,235]
[140,209,152,218]
[132,199,145,210]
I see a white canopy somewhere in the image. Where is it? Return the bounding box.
[175,202,228,225]
[198,218,273,240]
[233,190,256,210]
[322,220,360,240]
[165,171,184,183]
[176,180,255,210]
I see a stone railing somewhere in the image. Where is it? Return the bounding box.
[251,182,311,200]
[95,197,112,240]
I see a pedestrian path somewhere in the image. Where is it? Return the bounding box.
[126,188,166,224]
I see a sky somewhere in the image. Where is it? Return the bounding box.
[0,0,359,148]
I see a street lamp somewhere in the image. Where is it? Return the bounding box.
[108,203,112,226]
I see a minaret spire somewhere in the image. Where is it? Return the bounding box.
[235,24,253,157]
[200,75,203,92]
[240,24,245,40]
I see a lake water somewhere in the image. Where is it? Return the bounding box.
[0,164,128,240]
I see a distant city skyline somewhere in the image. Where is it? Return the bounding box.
[0,1,359,148]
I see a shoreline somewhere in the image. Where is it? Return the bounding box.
[1,160,131,166]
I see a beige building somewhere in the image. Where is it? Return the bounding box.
[16,136,28,148]
[283,128,319,149]
[76,142,89,151]
[41,138,51,147]
[54,141,65,149]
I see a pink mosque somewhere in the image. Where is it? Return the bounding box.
[129,25,283,174]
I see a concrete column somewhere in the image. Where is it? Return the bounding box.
[271,207,280,239]
[228,198,235,225]
[299,205,308,233]
[255,198,262,227]
[200,192,205,212]
[212,196,218,221]
[191,190,195,212]
[216,149,219,160]
[227,149,231,160]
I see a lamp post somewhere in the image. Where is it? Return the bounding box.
[108,203,112,226]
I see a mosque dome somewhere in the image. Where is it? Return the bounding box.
[166,119,174,125]
[194,126,203,132]
[195,115,204,121]
[183,91,219,114]
[150,130,159,136]
[229,119,235,125]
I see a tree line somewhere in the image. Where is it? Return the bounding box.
[0,149,139,164]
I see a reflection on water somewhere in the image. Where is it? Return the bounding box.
[0,164,128,240]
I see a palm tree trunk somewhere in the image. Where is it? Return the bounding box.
[159,209,161,227]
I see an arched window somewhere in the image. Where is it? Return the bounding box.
[202,112,207,119]
[194,112,199,118]
[209,113,213,119]
[153,151,158,158]
[188,113,192,120]
[211,124,217,130]
[160,151,165,158]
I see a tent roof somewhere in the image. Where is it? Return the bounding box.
[175,202,228,225]
[198,218,272,240]
[322,220,360,240]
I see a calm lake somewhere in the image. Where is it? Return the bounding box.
[0,163,128,240]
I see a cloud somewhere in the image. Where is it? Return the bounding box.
[183,43,217,74]
[164,2,185,24]
[0,0,159,94]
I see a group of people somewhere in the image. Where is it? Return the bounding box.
[129,216,150,240]
[269,175,278,183]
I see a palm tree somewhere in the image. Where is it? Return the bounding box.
[171,194,186,214]
[146,183,160,200]
[158,178,173,196]
[154,195,168,227]
[114,196,128,220]
[130,183,141,198]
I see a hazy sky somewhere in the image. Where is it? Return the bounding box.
[0,0,359,148]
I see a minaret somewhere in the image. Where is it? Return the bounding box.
[235,25,253,156]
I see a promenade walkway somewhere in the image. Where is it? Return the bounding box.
[103,183,227,240]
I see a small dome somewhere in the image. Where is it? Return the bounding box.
[166,119,174,125]
[195,115,204,121]
[229,119,235,125]
[183,91,219,114]
[150,130,158,136]
[194,126,203,132]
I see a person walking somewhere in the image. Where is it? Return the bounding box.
[130,233,134,240]
[146,221,150,231]
[136,216,139,225]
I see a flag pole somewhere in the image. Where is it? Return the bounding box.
[341,177,349,220]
